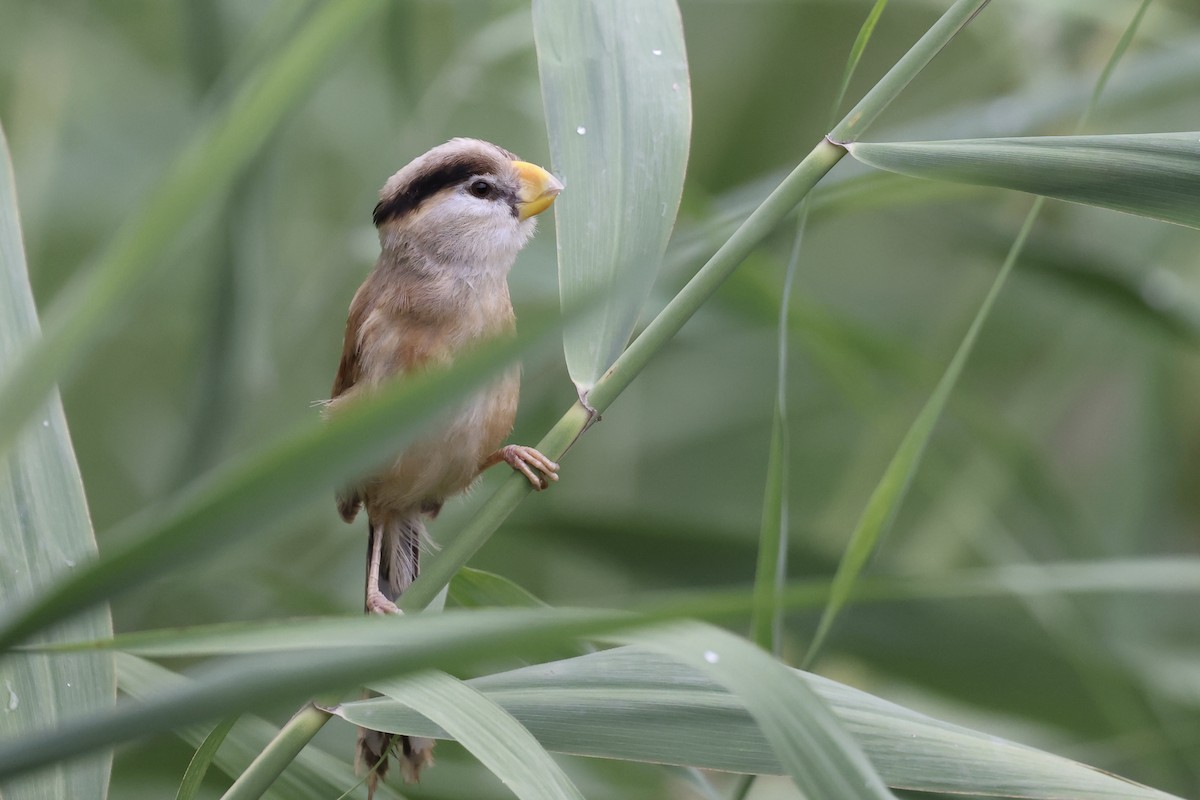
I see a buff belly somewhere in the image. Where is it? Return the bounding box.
[365,368,519,514]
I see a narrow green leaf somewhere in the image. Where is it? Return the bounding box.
[829,0,891,123]
[848,132,1200,229]
[33,557,1198,656]
[0,0,386,457]
[0,124,114,800]
[829,0,992,143]
[534,0,691,393]
[336,646,1183,800]
[118,654,401,800]
[804,200,1039,667]
[177,716,238,800]
[749,212,806,654]
[752,0,890,660]
[367,672,585,800]
[1079,0,1153,131]
[0,608,636,779]
[0,310,557,653]
[30,608,624,658]
[808,2,1157,667]
[749,410,788,653]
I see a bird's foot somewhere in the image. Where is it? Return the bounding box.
[501,444,559,490]
[367,590,402,616]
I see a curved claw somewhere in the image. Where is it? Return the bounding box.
[501,444,560,490]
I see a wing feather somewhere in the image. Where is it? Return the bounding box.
[332,284,373,521]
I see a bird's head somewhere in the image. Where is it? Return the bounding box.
[373,138,563,274]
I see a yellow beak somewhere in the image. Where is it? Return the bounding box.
[513,160,564,220]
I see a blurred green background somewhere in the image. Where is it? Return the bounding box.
[2,0,1199,797]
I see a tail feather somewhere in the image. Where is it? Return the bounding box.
[358,514,436,797]
[380,515,422,602]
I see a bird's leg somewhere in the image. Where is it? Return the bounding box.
[366,522,401,615]
[481,445,560,490]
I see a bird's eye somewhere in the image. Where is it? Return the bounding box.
[468,179,492,198]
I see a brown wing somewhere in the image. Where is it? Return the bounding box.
[332,286,371,522]
[332,285,371,400]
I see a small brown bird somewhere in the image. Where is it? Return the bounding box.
[324,138,563,791]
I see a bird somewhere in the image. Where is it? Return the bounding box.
[323,138,563,793]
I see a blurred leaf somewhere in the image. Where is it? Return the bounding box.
[30,609,623,658]
[0,0,387,457]
[750,215,806,655]
[338,646,1180,800]
[534,0,691,393]
[0,608,636,779]
[0,309,558,652]
[751,0,895,659]
[118,654,401,800]
[750,409,788,652]
[0,124,113,799]
[369,671,585,800]
[801,217,1018,666]
[847,133,1200,229]
[396,403,595,613]
[449,567,547,609]
[34,558,1200,657]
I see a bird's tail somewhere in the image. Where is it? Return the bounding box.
[359,514,436,797]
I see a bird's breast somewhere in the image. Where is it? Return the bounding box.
[353,278,520,512]
[369,368,519,513]
[356,275,515,384]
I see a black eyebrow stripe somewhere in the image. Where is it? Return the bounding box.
[372,156,497,226]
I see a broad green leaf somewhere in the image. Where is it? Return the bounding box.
[367,672,585,800]
[337,646,1182,800]
[847,132,1200,229]
[534,0,691,393]
[627,624,893,800]
[117,654,401,800]
[18,555,1197,784]
[0,607,636,779]
[0,124,114,800]
[0,0,387,457]
[0,309,557,653]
